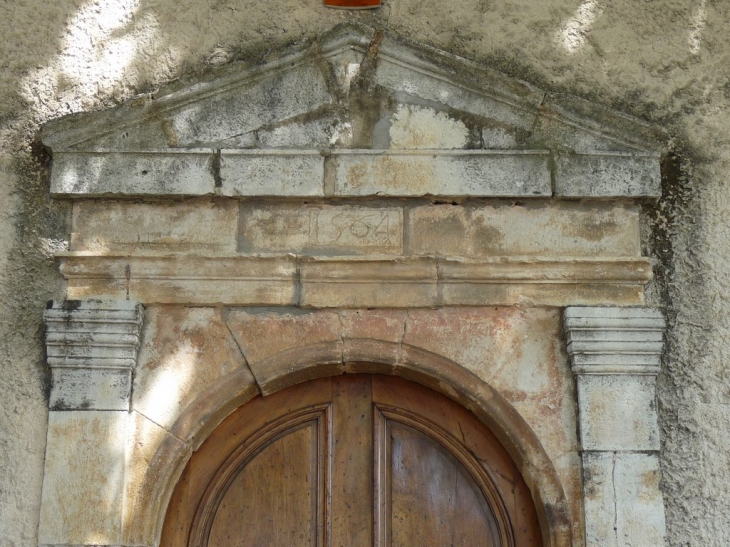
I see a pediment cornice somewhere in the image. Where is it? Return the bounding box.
[42,23,664,155]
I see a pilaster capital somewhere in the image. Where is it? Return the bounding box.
[43,299,144,410]
[564,306,665,376]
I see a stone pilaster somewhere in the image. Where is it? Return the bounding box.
[40,300,144,547]
[44,299,143,411]
[564,306,666,547]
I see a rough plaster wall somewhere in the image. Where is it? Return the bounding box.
[0,1,729,545]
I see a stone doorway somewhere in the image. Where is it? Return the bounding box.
[38,24,666,547]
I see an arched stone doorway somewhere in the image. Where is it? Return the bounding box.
[38,23,668,547]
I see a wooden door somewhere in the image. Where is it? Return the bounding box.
[162,375,542,547]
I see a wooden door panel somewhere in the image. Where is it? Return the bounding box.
[209,422,319,547]
[161,375,543,547]
[388,423,500,547]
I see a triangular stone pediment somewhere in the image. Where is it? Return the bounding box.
[42,23,666,198]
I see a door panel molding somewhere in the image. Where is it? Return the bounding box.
[190,404,332,547]
[373,404,514,547]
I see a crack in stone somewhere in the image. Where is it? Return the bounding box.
[612,451,618,544]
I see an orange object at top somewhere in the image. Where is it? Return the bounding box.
[324,0,380,8]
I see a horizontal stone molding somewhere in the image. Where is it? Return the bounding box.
[59,254,297,306]
[49,148,660,199]
[58,253,652,307]
[564,306,665,375]
[43,300,144,410]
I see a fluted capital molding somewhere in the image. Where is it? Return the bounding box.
[43,299,144,411]
[564,306,665,376]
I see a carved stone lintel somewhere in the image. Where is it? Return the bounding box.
[564,306,666,547]
[44,299,144,411]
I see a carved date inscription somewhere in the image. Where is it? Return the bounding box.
[239,205,403,254]
[311,209,399,248]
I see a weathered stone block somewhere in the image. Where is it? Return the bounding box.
[50,151,216,196]
[387,105,469,149]
[39,411,128,545]
[582,452,666,547]
[438,258,651,307]
[375,41,541,130]
[333,150,551,197]
[225,308,342,366]
[407,203,641,257]
[564,306,665,374]
[258,117,340,148]
[554,152,662,198]
[299,257,437,307]
[238,203,403,255]
[220,150,324,196]
[576,375,660,451]
[49,368,131,411]
[614,453,666,547]
[133,306,249,430]
[71,199,239,253]
[581,452,616,547]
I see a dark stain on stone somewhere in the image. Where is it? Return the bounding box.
[473,216,506,255]
[61,300,82,311]
[562,218,621,242]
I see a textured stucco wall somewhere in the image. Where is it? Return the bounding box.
[1,1,729,545]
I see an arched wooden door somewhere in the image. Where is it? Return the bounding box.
[162,375,542,547]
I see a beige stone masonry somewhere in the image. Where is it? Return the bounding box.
[554,153,662,198]
[50,148,660,199]
[220,150,325,197]
[43,26,664,202]
[71,200,640,258]
[299,257,438,307]
[71,199,239,254]
[39,411,129,546]
[406,203,641,257]
[51,150,217,196]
